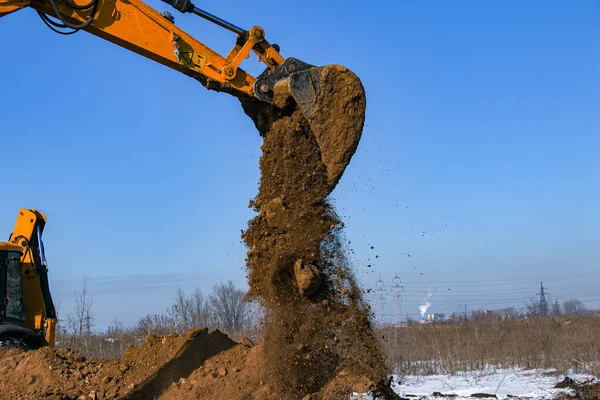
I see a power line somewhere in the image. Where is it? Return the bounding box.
[537,282,549,316]
[391,273,404,324]
[377,281,599,294]
[370,273,600,321]
[397,270,600,285]
[393,280,600,290]
[375,274,387,325]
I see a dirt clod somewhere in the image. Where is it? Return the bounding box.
[554,376,576,389]
[294,259,322,296]
[238,336,255,348]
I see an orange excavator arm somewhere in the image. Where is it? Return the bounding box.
[0,0,367,187]
[0,0,28,17]
[0,0,284,99]
[0,0,29,16]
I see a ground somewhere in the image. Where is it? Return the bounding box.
[0,330,597,399]
[352,368,599,400]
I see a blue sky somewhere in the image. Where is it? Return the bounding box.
[0,1,598,328]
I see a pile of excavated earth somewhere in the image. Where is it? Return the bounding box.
[0,329,385,399]
[0,66,396,399]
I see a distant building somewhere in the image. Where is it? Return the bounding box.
[426,313,446,322]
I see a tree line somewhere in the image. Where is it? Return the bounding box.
[56,278,259,358]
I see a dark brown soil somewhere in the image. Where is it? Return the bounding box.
[553,377,600,400]
[0,329,239,400]
[240,65,392,399]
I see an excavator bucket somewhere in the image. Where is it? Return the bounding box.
[254,59,366,191]
[289,64,366,190]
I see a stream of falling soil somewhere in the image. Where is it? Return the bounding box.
[240,67,393,399]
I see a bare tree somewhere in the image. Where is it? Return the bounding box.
[563,299,587,315]
[189,288,210,329]
[209,280,250,333]
[136,313,176,336]
[168,287,191,332]
[500,307,520,318]
[164,287,211,333]
[67,276,95,337]
[551,299,561,315]
[526,297,544,317]
[107,319,126,335]
[59,276,96,353]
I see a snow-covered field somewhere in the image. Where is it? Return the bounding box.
[354,368,598,399]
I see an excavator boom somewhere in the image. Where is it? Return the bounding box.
[0,0,366,185]
[26,0,275,97]
[0,0,29,17]
[0,0,366,350]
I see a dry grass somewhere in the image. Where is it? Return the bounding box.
[377,314,600,376]
[56,311,600,378]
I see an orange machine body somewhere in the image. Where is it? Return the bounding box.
[0,209,57,348]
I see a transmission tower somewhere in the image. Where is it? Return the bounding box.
[537,282,549,316]
[375,274,387,325]
[391,274,404,325]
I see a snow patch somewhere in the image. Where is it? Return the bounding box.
[357,368,597,400]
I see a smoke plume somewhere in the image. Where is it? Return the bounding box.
[419,287,433,318]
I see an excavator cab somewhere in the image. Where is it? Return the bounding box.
[0,243,41,348]
[0,209,57,349]
[0,244,26,321]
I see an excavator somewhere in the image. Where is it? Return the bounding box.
[0,209,56,349]
[0,0,366,188]
[0,0,366,348]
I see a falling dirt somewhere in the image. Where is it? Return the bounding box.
[240,65,394,399]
